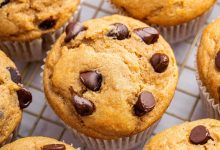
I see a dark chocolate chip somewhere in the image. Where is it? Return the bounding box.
[7,67,21,84]
[134,91,156,117]
[42,144,66,150]
[80,71,102,91]
[17,88,32,109]
[134,27,159,45]
[72,95,95,116]
[0,0,10,8]
[215,51,220,70]
[150,53,169,73]
[0,111,3,119]
[64,22,87,43]
[39,19,56,30]
[189,125,213,145]
[107,23,129,40]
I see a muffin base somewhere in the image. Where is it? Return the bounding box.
[0,5,81,62]
[110,3,214,44]
[69,121,159,150]
[0,125,19,147]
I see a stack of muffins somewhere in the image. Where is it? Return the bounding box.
[0,0,220,150]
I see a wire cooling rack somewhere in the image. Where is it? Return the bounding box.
[13,0,220,149]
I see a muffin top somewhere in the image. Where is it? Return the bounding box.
[197,18,220,104]
[0,50,32,144]
[145,119,220,150]
[1,136,75,150]
[110,0,216,26]
[43,15,178,139]
[0,0,80,41]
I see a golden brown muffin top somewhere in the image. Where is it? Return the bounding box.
[197,18,220,104]
[145,119,220,150]
[0,50,32,144]
[0,0,80,41]
[110,0,216,26]
[43,15,178,139]
[1,136,75,150]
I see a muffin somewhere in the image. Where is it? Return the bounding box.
[144,119,220,150]
[110,0,216,43]
[1,136,75,150]
[0,50,32,146]
[0,0,80,61]
[43,15,178,150]
[196,18,220,119]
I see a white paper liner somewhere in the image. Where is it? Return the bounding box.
[110,2,214,44]
[0,5,81,62]
[0,125,19,147]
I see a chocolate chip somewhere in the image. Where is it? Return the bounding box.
[150,53,169,73]
[134,91,156,117]
[42,144,66,150]
[0,0,10,8]
[0,111,4,119]
[17,88,32,109]
[80,71,102,91]
[189,125,213,145]
[64,22,87,43]
[39,19,56,30]
[107,23,129,40]
[134,27,159,45]
[215,51,220,70]
[7,67,21,84]
[72,95,95,116]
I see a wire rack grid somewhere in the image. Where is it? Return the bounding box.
[12,0,220,149]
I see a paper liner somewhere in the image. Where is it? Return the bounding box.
[0,125,19,147]
[0,5,81,62]
[110,2,214,44]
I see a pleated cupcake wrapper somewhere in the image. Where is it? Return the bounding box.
[196,65,220,119]
[0,5,81,62]
[110,2,214,44]
[0,125,19,147]
[41,53,159,150]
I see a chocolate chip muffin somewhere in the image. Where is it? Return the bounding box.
[0,50,32,146]
[1,136,75,150]
[196,18,220,119]
[110,0,216,43]
[144,119,220,149]
[43,15,178,149]
[0,0,80,61]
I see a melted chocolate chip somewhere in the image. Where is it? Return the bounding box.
[42,144,66,150]
[150,53,169,73]
[215,51,220,70]
[7,67,21,84]
[107,23,129,40]
[0,0,9,8]
[64,22,87,43]
[17,88,32,109]
[80,71,102,91]
[72,95,95,116]
[134,27,159,45]
[39,19,56,30]
[134,91,156,117]
[189,125,213,145]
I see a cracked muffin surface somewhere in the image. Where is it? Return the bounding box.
[144,119,220,150]
[110,0,216,26]
[0,0,80,41]
[1,136,75,150]
[0,50,32,144]
[197,18,220,104]
[43,15,178,139]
